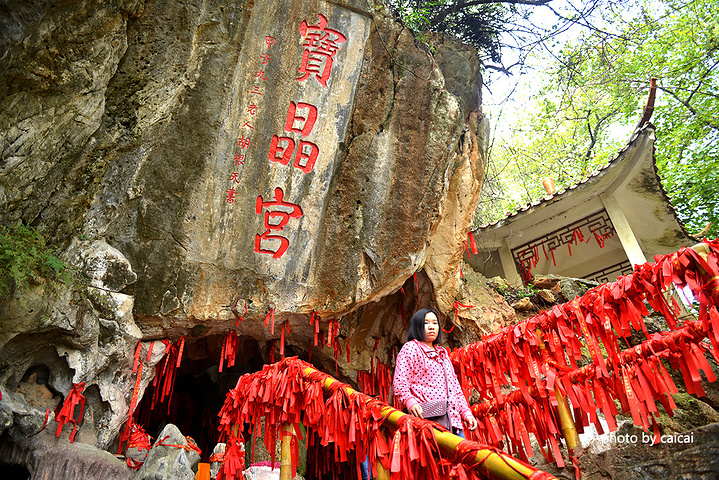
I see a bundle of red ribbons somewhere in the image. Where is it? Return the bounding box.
[55,382,86,442]
[451,240,719,465]
[217,357,505,480]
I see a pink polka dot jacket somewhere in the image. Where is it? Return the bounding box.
[393,340,472,430]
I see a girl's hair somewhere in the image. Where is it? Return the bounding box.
[406,308,443,345]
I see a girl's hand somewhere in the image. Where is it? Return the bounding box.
[464,414,478,431]
[408,404,423,417]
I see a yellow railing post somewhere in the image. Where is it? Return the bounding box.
[280,422,294,480]
[535,329,582,455]
[373,457,389,480]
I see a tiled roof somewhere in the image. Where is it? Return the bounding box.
[477,123,658,230]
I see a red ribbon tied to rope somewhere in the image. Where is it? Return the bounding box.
[55,382,86,442]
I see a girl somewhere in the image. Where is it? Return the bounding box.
[393,308,477,437]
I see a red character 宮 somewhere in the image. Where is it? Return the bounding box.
[296,14,347,87]
[255,187,303,259]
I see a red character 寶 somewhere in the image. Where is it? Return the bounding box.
[296,14,347,87]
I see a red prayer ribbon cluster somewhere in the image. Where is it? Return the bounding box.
[148,337,186,414]
[450,240,719,465]
[358,360,392,404]
[118,341,146,453]
[217,358,518,480]
[220,331,239,372]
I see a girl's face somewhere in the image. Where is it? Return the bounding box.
[424,312,439,344]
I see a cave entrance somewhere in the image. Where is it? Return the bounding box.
[0,462,30,480]
[133,335,268,462]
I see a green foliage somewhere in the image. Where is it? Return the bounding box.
[481,0,719,235]
[385,0,506,61]
[488,279,536,301]
[0,223,72,297]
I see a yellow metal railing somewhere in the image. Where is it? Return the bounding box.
[274,366,557,480]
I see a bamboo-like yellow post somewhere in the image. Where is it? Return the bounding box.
[280,422,294,480]
[373,457,389,480]
[302,366,557,480]
[554,387,581,453]
[535,329,581,454]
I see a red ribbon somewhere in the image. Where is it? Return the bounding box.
[450,240,719,466]
[220,331,239,372]
[55,382,86,442]
[265,304,276,335]
[231,298,247,326]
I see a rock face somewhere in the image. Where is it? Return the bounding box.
[0,0,491,468]
[134,423,201,480]
[1,0,484,327]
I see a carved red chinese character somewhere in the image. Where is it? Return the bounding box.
[238,136,251,149]
[229,172,240,183]
[268,136,320,173]
[250,86,262,95]
[268,136,295,165]
[226,187,237,204]
[255,187,303,259]
[248,104,258,115]
[284,101,317,137]
[260,53,271,64]
[255,71,267,81]
[265,36,276,49]
[234,153,246,166]
[242,121,254,129]
[296,13,347,87]
[294,140,319,173]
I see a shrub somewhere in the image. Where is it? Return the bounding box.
[0,223,72,296]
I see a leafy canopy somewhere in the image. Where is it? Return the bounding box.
[478,0,719,237]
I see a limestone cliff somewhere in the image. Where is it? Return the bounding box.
[0,0,489,461]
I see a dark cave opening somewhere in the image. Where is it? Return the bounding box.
[0,462,31,480]
[133,335,268,462]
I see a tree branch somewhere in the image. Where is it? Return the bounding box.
[658,86,719,131]
[429,0,554,25]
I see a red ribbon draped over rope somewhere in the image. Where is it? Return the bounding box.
[217,358,520,480]
[55,382,86,442]
[449,240,719,468]
[216,434,245,480]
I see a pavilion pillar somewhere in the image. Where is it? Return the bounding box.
[600,194,647,266]
[499,239,522,286]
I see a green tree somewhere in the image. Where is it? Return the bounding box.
[385,0,630,80]
[481,0,719,236]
